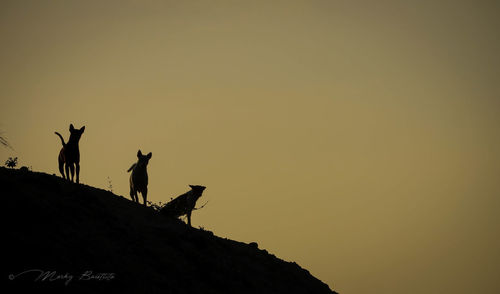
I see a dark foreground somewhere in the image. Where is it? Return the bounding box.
[2,167,337,293]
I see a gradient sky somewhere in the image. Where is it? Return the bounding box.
[1,1,499,293]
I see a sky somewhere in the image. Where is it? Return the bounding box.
[1,1,500,293]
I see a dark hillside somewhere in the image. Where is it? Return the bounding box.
[2,167,337,293]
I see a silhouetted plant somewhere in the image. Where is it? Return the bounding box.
[5,157,18,168]
[147,201,164,212]
[107,176,113,192]
[149,198,209,223]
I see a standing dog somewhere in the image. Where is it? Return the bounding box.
[127,150,152,206]
[55,124,85,183]
[160,185,206,227]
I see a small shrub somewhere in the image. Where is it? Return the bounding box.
[5,157,18,168]
[147,201,164,212]
[107,176,113,193]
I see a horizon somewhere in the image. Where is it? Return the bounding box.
[1,1,499,293]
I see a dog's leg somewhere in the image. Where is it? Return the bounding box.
[130,188,137,203]
[187,210,192,227]
[58,150,66,179]
[65,164,70,181]
[142,188,148,206]
[75,162,80,184]
[69,164,75,182]
[58,159,65,179]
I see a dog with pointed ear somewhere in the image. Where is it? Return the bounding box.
[127,150,152,206]
[54,124,85,183]
[160,185,206,227]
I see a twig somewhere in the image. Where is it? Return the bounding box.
[0,133,13,150]
[193,200,209,211]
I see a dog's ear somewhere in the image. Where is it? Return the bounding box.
[137,150,142,158]
[189,185,205,191]
[70,124,75,132]
[146,152,152,159]
[80,126,85,133]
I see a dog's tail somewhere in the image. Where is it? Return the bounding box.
[127,163,136,173]
[54,132,66,146]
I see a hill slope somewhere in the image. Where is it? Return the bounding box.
[2,167,337,293]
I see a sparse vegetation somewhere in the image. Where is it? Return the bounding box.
[107,176,113,192]
[147,200,164,212]
[5,157,18,168]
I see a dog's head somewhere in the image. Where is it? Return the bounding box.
[69,124,85,142]
[189,185,206,198]
[136,150,152,168]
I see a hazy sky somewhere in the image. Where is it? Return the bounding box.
[1,1,499,293]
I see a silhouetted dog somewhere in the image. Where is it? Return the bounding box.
[55,124,85,183]
[127,150,152,206]
[161,185,206,227]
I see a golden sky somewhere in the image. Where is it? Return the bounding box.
[1,1,499,293]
